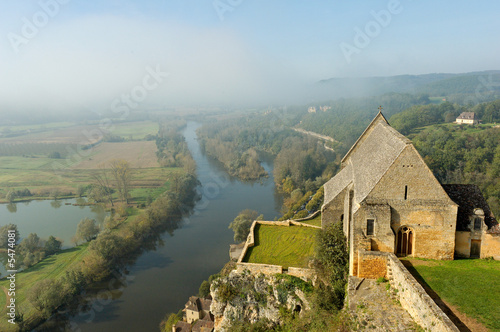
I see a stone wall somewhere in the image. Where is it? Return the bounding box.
[386,254,459,332]
[455,231,470,257]
[236,262,282,275]
[287,267,317,281]
[237,220,320,263]
[357,249,387,279]
[234,220,318,282]
[482,233,500,259]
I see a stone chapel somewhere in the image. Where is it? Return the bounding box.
[321,111,500,276]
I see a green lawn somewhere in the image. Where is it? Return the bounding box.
[0,244,90,331]
[300,214,322,227]
[403,258,500,331]
[243,224,318,269]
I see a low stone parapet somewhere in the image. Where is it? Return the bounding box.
[386,253,459,332]
[287,267,316,282]
[236,262,283,275]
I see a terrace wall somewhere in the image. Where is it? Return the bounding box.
[386,253,459,332]
[235,220,317,282]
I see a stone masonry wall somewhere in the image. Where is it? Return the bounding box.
[386,254,459,332]
[455,231,471,258]
[236,262,282,275]
[357,250,387,279]
[482,233,500,260]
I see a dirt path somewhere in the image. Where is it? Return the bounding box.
[348,277,420,331]
[292,128,338,143]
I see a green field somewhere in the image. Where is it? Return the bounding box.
[243,224,318,269]
[0,244,89,331]
[0,160,177,203]
[403,258,500,331]
[109,121,158,140]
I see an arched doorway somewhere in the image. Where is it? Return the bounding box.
[396,226,413,256]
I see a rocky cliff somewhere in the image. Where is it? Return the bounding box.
[210,269,312,331]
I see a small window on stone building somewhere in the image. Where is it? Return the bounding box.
[404,185,408,200]
[366,219,374,235]
[474,217,482,230]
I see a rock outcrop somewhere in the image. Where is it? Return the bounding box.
[210,269,311,331]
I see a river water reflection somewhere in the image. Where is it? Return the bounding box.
[40,122,283,331]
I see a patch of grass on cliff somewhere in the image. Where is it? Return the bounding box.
[403,258,500,331]
[243,224,318,269]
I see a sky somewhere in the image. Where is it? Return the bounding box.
[0,0,499,112]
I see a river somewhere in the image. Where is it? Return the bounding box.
[38,121,283,331]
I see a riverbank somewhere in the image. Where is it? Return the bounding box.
[0,170,199,332]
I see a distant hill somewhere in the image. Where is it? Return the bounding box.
[312,70,500,101]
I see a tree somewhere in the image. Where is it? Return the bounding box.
[88,233,127,263]
[27,279,65,317]
[6,191,16,203]
[91,165,114,206]
[23,253,35,268]
[110,159,132,203]
[44,236,62,255]
[76,218,99,242]
[198,280,211,298]
[228,209,263,243]
[20,233,40,254]
[61,268,87,298]
[314,221,348,311]
[76,185,86,197]
[159,310,183,332]
[0,224,19,247]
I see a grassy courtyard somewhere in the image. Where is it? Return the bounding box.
[243,224,318,269]
[402,258,500,331]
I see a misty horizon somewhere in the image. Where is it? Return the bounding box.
[1,1,500,115]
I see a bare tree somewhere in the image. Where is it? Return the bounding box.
[110,159,132,204]
[91,164,114,206]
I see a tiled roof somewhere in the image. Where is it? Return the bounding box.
[324,112,410,210]
[192,319,214,332]
[174,321,192,332]
[456,112,476,120]
[442,184,498,231]
[184,297,212,313]
[199,298,212,312]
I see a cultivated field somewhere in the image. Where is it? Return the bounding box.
[71,141,160,169]
[0,120,173,202]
